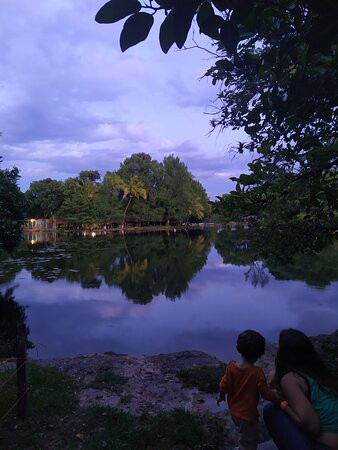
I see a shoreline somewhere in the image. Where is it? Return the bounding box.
[1,331,336,449]
[32,222,218,234]
[19,330,338,411]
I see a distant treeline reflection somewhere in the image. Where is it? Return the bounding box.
[1,231,337,304]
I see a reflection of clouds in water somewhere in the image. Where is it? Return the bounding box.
[173,327,240,361]
[214,263,233,268]
[182,255,337,344]
[293,306,338,336]
[4,244,338,359]
[95,300,152,321]
[27,302,132,358]
[16,278,152,320]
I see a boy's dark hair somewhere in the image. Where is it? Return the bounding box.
[236,330,265,363]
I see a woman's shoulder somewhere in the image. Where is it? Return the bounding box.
[281,371,309,394]
[281,371,305,382]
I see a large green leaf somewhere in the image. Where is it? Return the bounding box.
[198,14,224,39]
[219,21,240,54]
[95,0,141,24]
[174,1,198,49]
[197,2,223,40]
[197,1,215,27]
[120,13,154,52]
[159,9,176,53]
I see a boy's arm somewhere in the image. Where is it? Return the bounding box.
[257,369,280,403]
[267,369,279,389]
[217,363,230,405]
[216,391,226,405]
[219,363,231,393]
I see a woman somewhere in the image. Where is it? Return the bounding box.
[263,329,338,450]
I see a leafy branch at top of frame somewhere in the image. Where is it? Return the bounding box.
[95,0,246,54]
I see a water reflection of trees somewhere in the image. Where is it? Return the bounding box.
[1,231,337,296]
[266,245,338,288]
[214,230,270,287]
[214,230,338,288]
[1,232,211,304]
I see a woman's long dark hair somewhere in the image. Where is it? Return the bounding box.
[275,329,338,396]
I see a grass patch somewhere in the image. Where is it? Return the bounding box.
[89,368,128,393]
[120,394,132,404]
[83,407,225,449]
[177,364,225,393]
[0,363,225,449]
[0,363,77,449]
[0,363,75,419]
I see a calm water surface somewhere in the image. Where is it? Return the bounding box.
[1,230,337,360]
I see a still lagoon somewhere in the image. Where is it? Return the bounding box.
[0,230,337,360]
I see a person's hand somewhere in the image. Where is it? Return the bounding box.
[272,388,284,403]
[216,394,225,406]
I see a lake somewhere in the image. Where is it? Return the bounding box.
[0,230,337,361]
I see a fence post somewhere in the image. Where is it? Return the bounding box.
[16,323,28,420]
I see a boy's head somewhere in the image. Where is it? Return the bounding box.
[236,330,265,363]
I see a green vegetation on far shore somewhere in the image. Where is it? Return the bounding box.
[24,153,210,228]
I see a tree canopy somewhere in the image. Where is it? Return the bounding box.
[0,287,33,357]
[95,0,338,257]
[0,157,26,251]
[26,178,64,219]
[25,153,210,226]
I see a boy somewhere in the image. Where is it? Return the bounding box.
[217,330,280,450]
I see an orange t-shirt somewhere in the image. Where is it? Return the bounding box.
[219,360,277,422]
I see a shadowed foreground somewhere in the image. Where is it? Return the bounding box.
[1,331,336,449]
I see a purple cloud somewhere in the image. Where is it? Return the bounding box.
[0,0,249,197]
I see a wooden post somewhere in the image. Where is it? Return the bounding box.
[16,323,28,420]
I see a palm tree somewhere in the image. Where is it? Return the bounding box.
[122,176,147,226]
[187,195,205,224]
[109,173,147,226]
[78,179,97,202]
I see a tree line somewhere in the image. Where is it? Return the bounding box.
[1,153,210,235]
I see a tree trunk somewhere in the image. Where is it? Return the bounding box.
[123,196,132,227]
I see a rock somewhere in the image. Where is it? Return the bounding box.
[34,331,337,450]
[258,441,277,449]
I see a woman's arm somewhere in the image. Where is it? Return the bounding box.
[281,372,320,436]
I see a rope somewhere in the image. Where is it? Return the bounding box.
[0,360,27,392]
[0,386,30,423]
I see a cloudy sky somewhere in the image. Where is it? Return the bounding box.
[0,0,250,198]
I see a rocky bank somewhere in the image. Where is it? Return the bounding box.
[2,330,336,449]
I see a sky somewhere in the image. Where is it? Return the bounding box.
[0,0,250,198]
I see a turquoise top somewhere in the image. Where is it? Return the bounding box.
[298,372,338,433]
